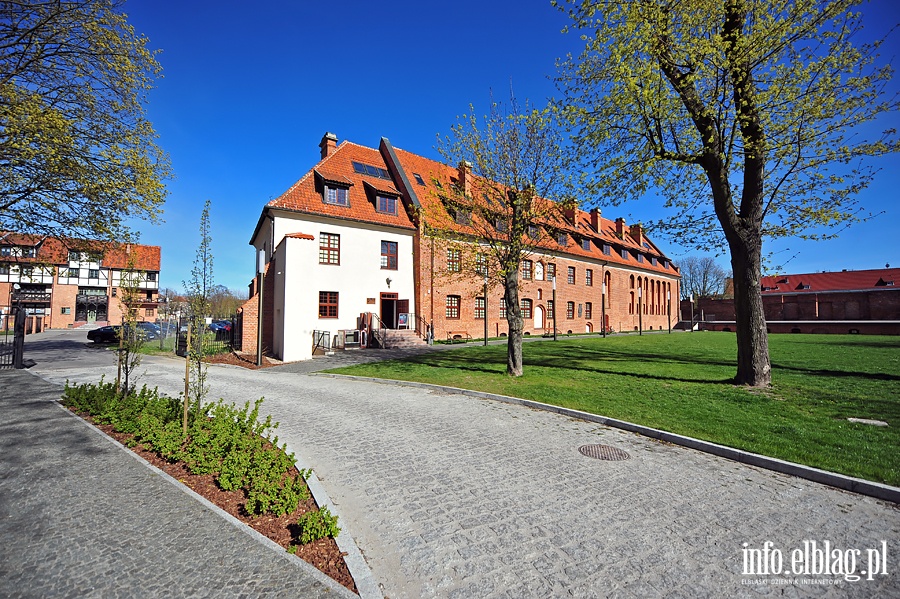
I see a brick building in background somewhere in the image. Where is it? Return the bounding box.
[243,133,680,362]
[680,267,900,334]
[0,233,161,330]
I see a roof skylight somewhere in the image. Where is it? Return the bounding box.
[352,161,392,180]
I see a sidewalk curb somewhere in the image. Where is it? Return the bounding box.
[311,373,900,505]
[286,442,384,599]
[33,371,365,599]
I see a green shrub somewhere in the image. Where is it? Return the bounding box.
[62,381,316,519]
[296,506,340,544]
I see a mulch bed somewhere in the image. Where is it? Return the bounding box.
[81,417,357,594]
[206,351,280,369]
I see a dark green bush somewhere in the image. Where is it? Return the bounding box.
[61,382,312,520]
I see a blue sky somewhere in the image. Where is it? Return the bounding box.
[123,0,899,294]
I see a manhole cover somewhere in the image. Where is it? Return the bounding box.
[579,444,630,461]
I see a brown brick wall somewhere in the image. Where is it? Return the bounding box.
[422,241,679,340]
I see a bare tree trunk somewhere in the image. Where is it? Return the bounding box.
[503,267,523,377]
[729,232,771,386]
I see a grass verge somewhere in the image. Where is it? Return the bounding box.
[326,333,900,486]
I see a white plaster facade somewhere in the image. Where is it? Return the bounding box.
[257,212,415,362]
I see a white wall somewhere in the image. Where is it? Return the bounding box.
[270,213,416,362]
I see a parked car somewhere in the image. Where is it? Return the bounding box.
[87,324,158,344]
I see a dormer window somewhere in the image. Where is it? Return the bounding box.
[637,253,644,263]
[21,247,36,258]
[453,208,471,226]
[581,238,591,251]
[528,225,539,238]
[376,195,397,215]
[495,218,508,233]
[558,233,568,246]
[325,186,349,207]
[651,257,658,266]
[621,248,629,259]
[603,244,611,256]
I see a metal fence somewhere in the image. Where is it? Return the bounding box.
[174,315,238,357]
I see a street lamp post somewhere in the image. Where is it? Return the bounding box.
[689,293,694,333]
[667,289,672,334]
[552,276,557,341]
[483,271,488,347]
[638,286,643,335]
[601,281,607,338]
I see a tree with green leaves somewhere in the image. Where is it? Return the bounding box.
[434,95,576,376]
[556,0,898,386]
[0,0,170,241]
[184,199,214,417]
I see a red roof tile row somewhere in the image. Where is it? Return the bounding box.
[760,268,899,293]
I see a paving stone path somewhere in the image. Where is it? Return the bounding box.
[0,368,352,599]
[19,329,900,597]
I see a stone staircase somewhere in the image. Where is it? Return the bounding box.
[377,328,428,349]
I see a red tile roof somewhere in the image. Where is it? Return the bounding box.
[388,144,678,276]
[760,268,900,293]
[265,142,417,231]
[284,232,315,240]
[0,232,160,270]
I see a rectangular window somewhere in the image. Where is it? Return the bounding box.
[621,248,629,259]
[61,307,71,315]
[475,254,488,276]
[112,288,117,297]
[547,263,556,280]
[586,269,593,287]
[585,302,593,319]
[547,299,554,319]
[454,209,471,225]
[581,238,591,251]
[447,248,461,272]
[446,295,460,319]
[22,247,36,258]
[68,251,78,262]
[325,186,349,206]
[567,266,575,285]
[603,244,611,255]
[88,268,99,279]
[474,297,485,319]
[499,298,507,318]
[558,233,568,246]
[381,241,398,270]
[377,195,397,215]
[567,301,575,319]
[0,264,8,275]
[0,247,10,257]
[319,291,339,318]
[145,308,155,317]
[319,233,340,265]
[495,218,508,233]
[528,225,539,238]
[651,257,658,266]
[520,299,532,319]
[637,253,644,263]
[522,260,532,280]
[147,272,157,282]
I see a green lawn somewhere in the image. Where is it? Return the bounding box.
[326,333,900,486]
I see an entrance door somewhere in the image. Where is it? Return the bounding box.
[380,292,398,328]
[535,305,544,330]
[87,307,97,323]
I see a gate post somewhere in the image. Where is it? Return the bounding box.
[13,308,26,369]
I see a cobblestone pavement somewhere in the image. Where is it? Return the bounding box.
[0,368,352,599]
[24,329,900,598]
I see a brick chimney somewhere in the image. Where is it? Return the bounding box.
[319,132,337,160]
[590,208,602,232]
[630,223,644,246]
[458,161,472,196]
[563,206,577,228]
[615,217,626,238]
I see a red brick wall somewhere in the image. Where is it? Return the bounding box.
[421,241,679,340]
